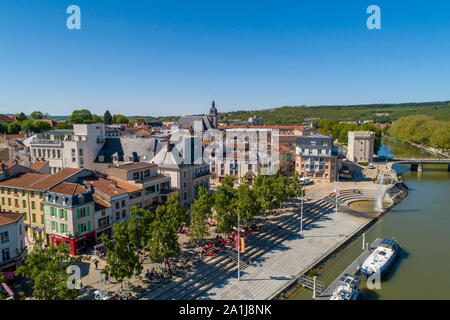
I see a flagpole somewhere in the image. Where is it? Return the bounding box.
[237,211,240,281]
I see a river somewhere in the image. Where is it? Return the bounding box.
[288,138,450,300]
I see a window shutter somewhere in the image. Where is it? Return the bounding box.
[45,220,50,231]
[65,224,68,233]
[87,221,91,232]
[55,223,58,233]
[60,223,64,233]
[86,206,90,216]
[76,208,81,219]
[77,224,81,235]
[59,208,63,219]
[64,210,67,221]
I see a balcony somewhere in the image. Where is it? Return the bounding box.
[30,138,63,146]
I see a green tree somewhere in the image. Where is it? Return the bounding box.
[101,221,143,292]
[147,205,181,270]
[20,120,35,133]
[30,111,44,120]
[189,187,213,246]
[0,122,7,133]
[69,109,93,124]
[104,110,113,125]
[286,171,303,199]
[213,175,237,233]
[0,272,4,300]
[253,172,276,213]
[33,120,52,133]
[15,112,27,122]
[56,122,71,129]
[114,114,129,124]
[236,178,259,225]
[7,121,21,134]
[165,192,188,228]
[16,240,82,300]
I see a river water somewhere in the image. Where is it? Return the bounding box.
[288,138,450,300]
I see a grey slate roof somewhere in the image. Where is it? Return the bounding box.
[95,137,165,164]
[177,115,213,131]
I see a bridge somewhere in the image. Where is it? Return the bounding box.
[386,158,450,172]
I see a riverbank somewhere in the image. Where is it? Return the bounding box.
[279,180,407,300]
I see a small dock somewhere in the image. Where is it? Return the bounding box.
[316,238,382,300]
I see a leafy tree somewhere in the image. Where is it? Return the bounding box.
[33,120,52,133]
[147,205,180,270]
[69,109,93,124]
[213,175,237,233]
[15,112,27,122]
[30,111,44,120]
[236,178,259,225]
[0,272,4,300]
[165,192,188,228]
[56,122,72,129]
[16,240,82,300]
[114,114,129,124]
[127,206,155,248]
[104,110,113,125]
[101,221,143,292]
[20,120,35,133]
[189,187,213,245]
[253,172,276,213]
[0,122,8,133]
[272,175,288,208]
[7,121,21,134]
[286,171,303,199]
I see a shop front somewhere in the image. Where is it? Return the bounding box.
[50,232,96,255]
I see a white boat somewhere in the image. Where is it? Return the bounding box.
[360,238,400,280]
[330,273,361,300]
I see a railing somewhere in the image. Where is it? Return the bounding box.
[30,139,63,145]
[297,275,325,294]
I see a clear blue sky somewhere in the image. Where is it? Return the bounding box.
[0,0,449,117]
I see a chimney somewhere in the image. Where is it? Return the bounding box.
[166,141,170,152]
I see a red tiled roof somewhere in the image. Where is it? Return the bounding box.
[0,168,82,191]
[107,176,143,193]
[0,211,23,226]
[85,177,129,198]
[30,160,48,171]
[49,182,87,196]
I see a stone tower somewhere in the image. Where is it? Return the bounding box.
[208,100,218,128]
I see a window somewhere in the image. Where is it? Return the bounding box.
[184,192,187,200]
[143,170,150,177]
[79,148,83,156]
[23,200,27,208]
[122,210,126,218]
[1,231,9,243]
[2,248,10,262]
[78,195,84,204]
[80,207,87,218]
[115,212,120,220]
[1,197,4,205]
[115,202,120,209]
[121,200,125,207]
[32,214,36,223]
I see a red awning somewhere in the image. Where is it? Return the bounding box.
[2,271,15,281]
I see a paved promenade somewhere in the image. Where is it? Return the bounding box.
[197,209,371,300]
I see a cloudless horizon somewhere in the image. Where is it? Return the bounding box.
[1,0,449,117]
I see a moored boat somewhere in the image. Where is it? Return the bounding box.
[360,238,400,280]
[330,273,361,300]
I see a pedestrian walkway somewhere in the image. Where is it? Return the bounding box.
[197,209,371,300]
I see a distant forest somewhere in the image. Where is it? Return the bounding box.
[218,101,450,124]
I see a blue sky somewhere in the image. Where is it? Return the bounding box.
[0,0,449,116]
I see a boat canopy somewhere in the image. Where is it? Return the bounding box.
[380,238,396,249]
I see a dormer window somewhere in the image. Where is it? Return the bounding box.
[46,193,51,201]
[78,194,84,204]
[53,195,58,204]
[62,196,67,205]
